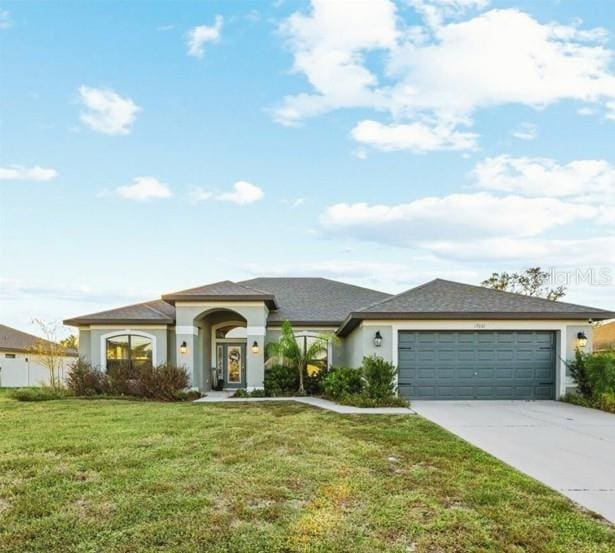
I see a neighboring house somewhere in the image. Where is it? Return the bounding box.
[594,320,615,351]
[64,278,615,400]
[0,324,78,387]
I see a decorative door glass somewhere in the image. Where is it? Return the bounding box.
[227,345,242,383]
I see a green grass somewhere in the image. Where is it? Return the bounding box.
[0,394,612,552]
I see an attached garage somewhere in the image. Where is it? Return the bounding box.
[397,330,556,400]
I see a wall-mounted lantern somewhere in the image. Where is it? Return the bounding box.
[180,341,188,354]
[374,331,383,347]
[576,332,588,349]
[251,341,260,354]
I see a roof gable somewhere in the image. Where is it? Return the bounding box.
[161,280,278,308]
[338,279,615,335]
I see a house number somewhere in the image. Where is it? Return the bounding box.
[474,323,486,329]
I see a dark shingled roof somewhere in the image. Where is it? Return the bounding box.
[239,277,391,325]
[161,280,278,308]
[64,299,176,326]
[0,324,78,355]
[337,279,615,335]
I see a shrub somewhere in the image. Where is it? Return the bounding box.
[174,389,202,401]
[232,389,249,398]
[12,387,70,402]
[106,362,135,396]
[598,391,615,414]
[322,367,364,400]
[585,352,615,397]
[566,349,592,399]
[66,358,108,396]
[264,365,298,397]
[304,367,326,396]
[362,356,397,400]
[249,388,266,398]
[338,393,409,408]
[137,363,190,401]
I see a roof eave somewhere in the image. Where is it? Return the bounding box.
[63,318,174,327]
[160,294,278,309]
[336,310,615,337]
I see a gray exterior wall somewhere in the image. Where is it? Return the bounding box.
[344,324,393,367]
[79,327,168,369]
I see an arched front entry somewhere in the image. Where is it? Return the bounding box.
[174,302,267,392]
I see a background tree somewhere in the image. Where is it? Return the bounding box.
[266,321,332,395]
[27,319,68,389]
[60,334,78,350]
[481,267,566,301]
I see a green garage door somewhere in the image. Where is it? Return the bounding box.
[398,331,556,400]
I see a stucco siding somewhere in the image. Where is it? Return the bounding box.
[83,327,168,369]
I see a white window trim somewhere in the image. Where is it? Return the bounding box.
[100,330,157,372]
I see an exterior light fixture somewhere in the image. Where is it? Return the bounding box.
[576,332,588,348]
[251,341,260,354]
[180,341,188,354]
[374,331,383,347]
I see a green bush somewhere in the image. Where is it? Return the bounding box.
[174,389,202,401]
[598,391,615,413]
[322,367,364,400]
[264,365,298,396]
[566,350,593,399]
[12,387,70,402]
[585,352,615,397]
[304,367,326,395]
[338,393,409,408]
[362,356,397,400]
[66,358,108,396]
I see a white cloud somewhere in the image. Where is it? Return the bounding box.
[273,0,398,125]
[320,193,595,245]
[0,165,57,181]
[0,9,12,29]
[111,176,173,201]
[282,197,304,208]
[424,236,615,265]
[78,86,141,135]
[472,155,615,202]
[186,16,223,58]
[275,2,615,149]
[191,181,264,205]
[217,181,263,205]
[511,122,537,140]
[351,119,478,152]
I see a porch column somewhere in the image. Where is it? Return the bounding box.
[175,325,200,388]
[246,325,266,390]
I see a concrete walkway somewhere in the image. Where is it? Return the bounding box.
[412,400,615,523]
[194,391,414,415]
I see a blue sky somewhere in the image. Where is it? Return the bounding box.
[1,0,614,336]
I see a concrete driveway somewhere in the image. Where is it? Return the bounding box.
[412,400,615,523]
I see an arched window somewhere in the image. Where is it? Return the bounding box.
[106,335,153,376]
[215,325,247,339]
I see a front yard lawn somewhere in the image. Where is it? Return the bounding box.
[0,394,613,552]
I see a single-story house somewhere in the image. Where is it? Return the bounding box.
[64,278,615,400]
[0,324,78,387]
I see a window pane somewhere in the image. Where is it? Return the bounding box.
[215,325,247,339]
[130,335,153,369]
[305,335,328,374]
[106,335,130,361]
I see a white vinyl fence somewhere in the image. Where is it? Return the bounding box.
[0,352,75,387]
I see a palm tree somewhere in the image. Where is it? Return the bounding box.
[266,320,330,395]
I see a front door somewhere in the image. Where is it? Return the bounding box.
[222,343,246,389]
